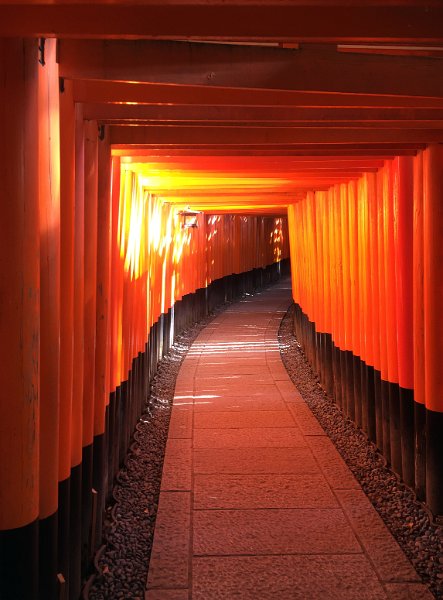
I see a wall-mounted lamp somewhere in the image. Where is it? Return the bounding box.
[179,208,201,229]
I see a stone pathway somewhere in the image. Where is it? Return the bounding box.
[146,282,432,600]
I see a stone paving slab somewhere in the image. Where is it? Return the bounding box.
[145,590,189,600]
[306,436,361,490]
[193,383,280,395]
[192,555,388,600]
[147,492,191,590]
[192,395,288,412]
[196,365,271,375]
[193,472,338,510]
[147,282,427,599]
[194,358,269,367]
[167,406,193,439]
[335,488,421,583]
[194,410,295,429]
[193,447,319,475]
[384,583,435,599]
[161,439,192,491]
[287,402,326,435]
[193,508,361,555]
[193,389,286,402]
[193,426,306,449]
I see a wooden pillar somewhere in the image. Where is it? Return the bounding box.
[385,161,401,474]
[37,38,61,600]
[109,156,122,491]
[348,181,360,425]
[333,186,345,408]
[58,75,76,597]
[93,125,112,549]
[367,173,379,444]
[340,184,353,419]
[82,119,99,571]
[377,167,390,461]
[423,144,443,516]
[394,156,415,488]
[413,151,426,501]
[0,37,40,600]
[69,101,85,599]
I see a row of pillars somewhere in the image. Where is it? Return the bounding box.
[288,148,443,516]
[0,37,116,600]
[0,37,291,600]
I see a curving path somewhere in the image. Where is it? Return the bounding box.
[146,281,431,600]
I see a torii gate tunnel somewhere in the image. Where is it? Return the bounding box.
[1,3,443,599]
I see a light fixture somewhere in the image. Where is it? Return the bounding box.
[179,207,201,229]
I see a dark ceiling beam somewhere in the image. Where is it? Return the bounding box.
[99,119,443,129]
[82,103,443,123]
[72,80,443,109]
[109,124,443,145]
[60,40,443,97]
[2,4,443,42]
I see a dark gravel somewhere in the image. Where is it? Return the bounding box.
[278,304,443,600]
[87,308,223,600]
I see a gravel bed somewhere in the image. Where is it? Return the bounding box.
[278,304,443,600]
[87,307,224,600]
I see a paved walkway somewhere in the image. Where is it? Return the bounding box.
[146,282,431,600]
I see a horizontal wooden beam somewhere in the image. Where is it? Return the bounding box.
[72,80,443,109]
[206,211,288,216]
[109,124,443,145]
[134,168,377,177]
[60,40,443,97]
[2,4,443,42]
[111,148,420,157]
[150,184,354,195]
[193,190,309,198]
[100,118,443,130]
[155,196,305,205]
[121,156,387,168]
[82,103,443,123]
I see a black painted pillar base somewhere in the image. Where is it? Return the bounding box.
[388,381,402,478]
[426,408,443,517]
[400,387,415,489]
[381,379,391,464]
[69,463,82,600]
[366,365,377,444]
[119,381,128,467]
[344,350,355,420]
[0,520,38,600]
[81,443,93,576]
[340,349,348,414]
[360,361,368,435]
[92,433,106,554]
[353,354,362,428]
[374,369,383,453]
[332,345,342,408]
[58,476,70,585]
[323,333,334,396]
[39,511,58,600]
[414,401,426,501]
